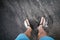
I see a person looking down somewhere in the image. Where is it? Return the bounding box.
[15,17,54,40]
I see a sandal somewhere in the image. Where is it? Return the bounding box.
[38,17,48,29]
[24,19,31,29]
[39,17,48,27]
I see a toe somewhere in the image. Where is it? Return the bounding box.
[40,17,44,25]
[24,19,31,29]
[26,19,30,26]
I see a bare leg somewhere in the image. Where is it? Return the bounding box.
[24,28,32,37]
[38,17,47,39]
[24,19,32,37]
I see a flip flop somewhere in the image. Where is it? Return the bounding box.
[24,19,31,29]
[38,17,48,29]
[43,17,48,27]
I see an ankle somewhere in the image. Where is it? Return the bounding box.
[25,28,32,37]
[38,31,47,39]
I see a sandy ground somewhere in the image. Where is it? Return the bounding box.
[0,0,60,40]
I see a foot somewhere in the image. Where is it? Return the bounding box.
[37,17,47,39]
[24,19,32,37]
[24,19,31,29]
[38,17,48,30]
[37,17,44,30]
